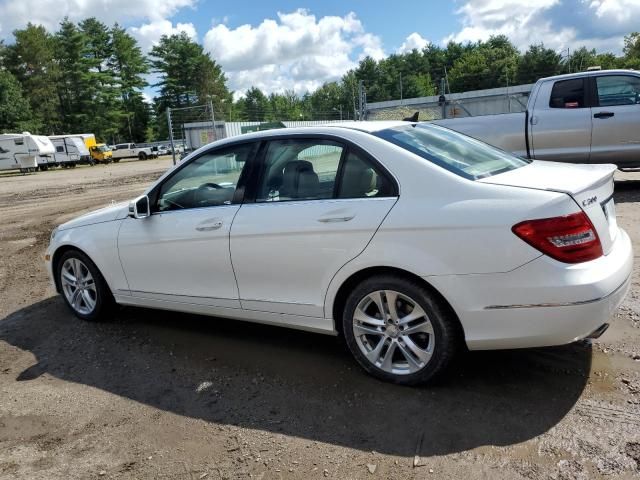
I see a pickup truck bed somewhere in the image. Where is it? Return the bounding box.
[430,69,640,167]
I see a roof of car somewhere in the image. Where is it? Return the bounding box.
[538,69,639,83]
[321,120,412,132]
[178,121,417,162]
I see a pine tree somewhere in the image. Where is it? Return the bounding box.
[110,23,149,142]
[3,23,60,134]
[0,70,38,132]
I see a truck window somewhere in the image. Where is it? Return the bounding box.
[549,78,586,109]
[596,75,640,106]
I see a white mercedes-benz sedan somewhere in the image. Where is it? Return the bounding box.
[45,122,633,384]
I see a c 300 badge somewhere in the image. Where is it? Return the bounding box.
[582,196,597,207]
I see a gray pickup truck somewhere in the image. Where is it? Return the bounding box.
[435,69,640,168]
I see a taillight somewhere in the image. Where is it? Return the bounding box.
[512,211,603,263]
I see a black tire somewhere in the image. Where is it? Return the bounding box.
[56,250,115,322]
[342,275,460,385]
[138,152,147,160]
[113,159,120,163]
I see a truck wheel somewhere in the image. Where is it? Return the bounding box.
[138,152,147,161]
[113,159,120,163]
[70,163,76,168]
[40,165,49,172]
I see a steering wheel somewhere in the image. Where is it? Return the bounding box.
[198,182,223,190]
[194,182,224,205]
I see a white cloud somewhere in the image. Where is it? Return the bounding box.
[444,0,639,54]
[397,33,429,54]
[130,20,197,52]
[0,0,195,37]
[203,9,385,96]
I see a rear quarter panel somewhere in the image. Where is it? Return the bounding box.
[321,135,580,319]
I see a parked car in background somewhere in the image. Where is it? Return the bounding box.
[46,122,632,385]
[151,145,170,156]
[111,143,157,161]
[435,69,640,168]
[0,132,55,173]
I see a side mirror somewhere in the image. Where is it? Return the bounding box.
[129,195,150,219]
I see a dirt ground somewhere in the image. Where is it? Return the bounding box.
[0,158,639,480]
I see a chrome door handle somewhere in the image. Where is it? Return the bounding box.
[317,216,355,223]
[594,112,614,119]
[196,221,223,231]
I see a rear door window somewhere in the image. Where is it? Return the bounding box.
[256,139,343,202]
[549,78,586,108]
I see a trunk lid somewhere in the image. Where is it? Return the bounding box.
[479,160,618,254]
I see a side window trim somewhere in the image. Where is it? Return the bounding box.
[332,144,349,199]
[148,140,260,213]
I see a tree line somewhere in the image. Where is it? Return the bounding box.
[0,18,639,143]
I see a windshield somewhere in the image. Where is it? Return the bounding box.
[374,124,530,180]
[96,145,110,152]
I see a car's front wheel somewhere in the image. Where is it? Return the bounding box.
[343,275,459,385]
[57,250,114,321]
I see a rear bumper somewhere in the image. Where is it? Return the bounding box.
[427,228,633,350]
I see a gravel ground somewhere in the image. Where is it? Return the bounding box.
[0,158,639,479]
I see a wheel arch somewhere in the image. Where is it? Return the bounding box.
[329,266,466,341]
[51,244,112,295]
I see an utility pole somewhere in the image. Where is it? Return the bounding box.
[167,107,176,165]
[399,72,403,103]
[439,77,447,119]
[357,80,365,121]
[209,99,216,141]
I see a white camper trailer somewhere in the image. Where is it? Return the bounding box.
[48,135,91,168]
[0,133,55,173]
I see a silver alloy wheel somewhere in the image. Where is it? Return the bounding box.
[352,290,435,375]
[60,258,97,315]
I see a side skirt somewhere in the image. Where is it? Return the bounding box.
[114,294,338,336]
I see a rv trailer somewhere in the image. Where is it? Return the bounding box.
[0,132,55,173]
[48,135,92,168]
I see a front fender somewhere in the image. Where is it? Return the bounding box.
[48,219,129,295]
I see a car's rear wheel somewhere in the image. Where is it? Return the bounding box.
[342,275,459,385]
[57,250,114,321]
[138,152,147,160]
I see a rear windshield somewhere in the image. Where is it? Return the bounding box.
[374,124,530,180]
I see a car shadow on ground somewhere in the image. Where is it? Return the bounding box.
[614,179,640,203]
[0,298,590,458]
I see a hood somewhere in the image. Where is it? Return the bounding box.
[59,201,129,231]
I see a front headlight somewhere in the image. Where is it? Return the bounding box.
[50,227,59,243]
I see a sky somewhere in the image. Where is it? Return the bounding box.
[0,0,638,98]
